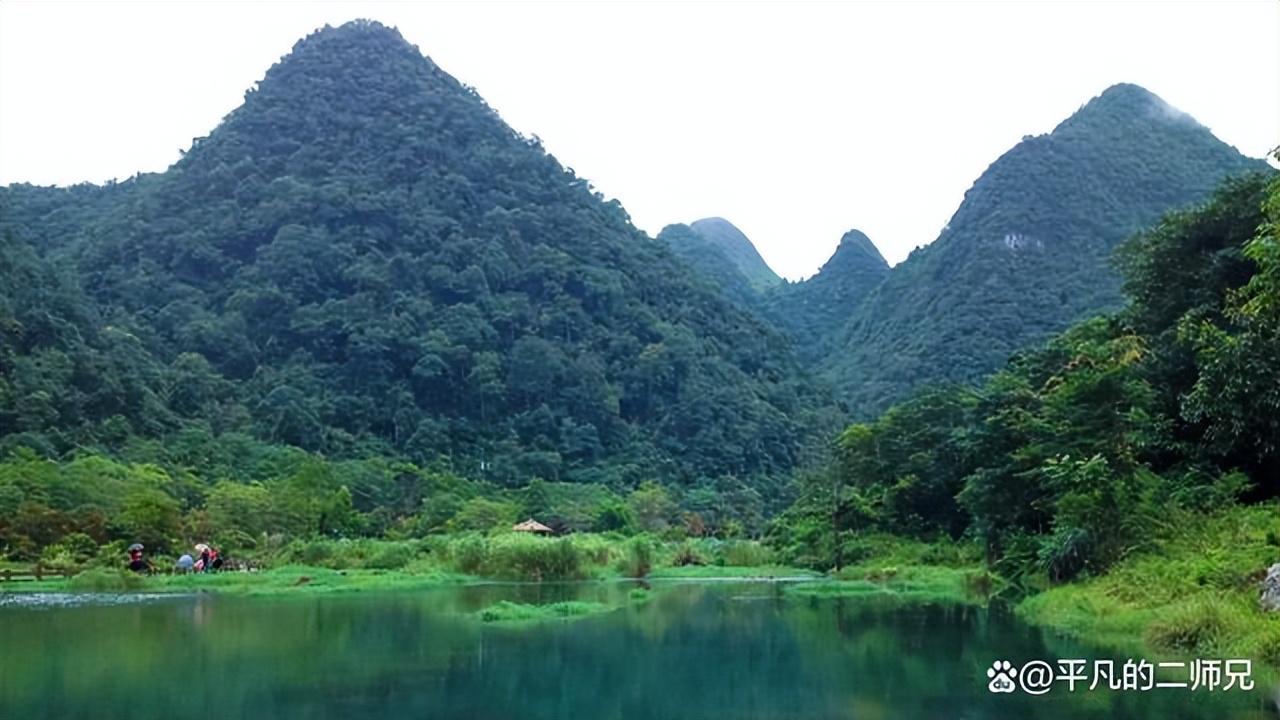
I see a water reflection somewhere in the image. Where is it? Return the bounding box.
[0,583,1271,719]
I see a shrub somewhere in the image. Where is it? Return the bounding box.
[115,488,182,553]
[448,498,519,532]
[68,568,145,592]
[721,540,772,567]
[592,501,637,534]
[364,543,414,570]
[618,536,653,578]
[40,532,99,570]
[671,542,705,567]
[1038,527,1091,583]
[297,540,333,566]
[485,534,584,581]
[450,535,488,575]
[570,534,613,566]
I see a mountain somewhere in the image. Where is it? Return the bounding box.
[661,217,782,315]
[658,222,767,312]
[687,218,781,291]
[766,229,890,361]
[825,83,1270,415]
[0,20,838,492]
[663,220,890,362]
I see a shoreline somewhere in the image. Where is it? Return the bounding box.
[0,563,823,598]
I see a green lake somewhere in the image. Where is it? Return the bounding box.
[0,581,1272,719]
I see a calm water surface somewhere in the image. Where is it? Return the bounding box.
[1,581,1273,719]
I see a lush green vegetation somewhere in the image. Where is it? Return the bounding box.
[662,218,781,311]
[765,230,890,363]
[1018,503,1280,662]
[0,20,837,522]
[773,168,1280,659]
[0,518,805,594]
[827,84,1269,415]
[662,86,1264,417]
[474,599,615,624]
[782,533,994,604]
[3,18,1278,679]
[0,423,810,571]
[664,222,891,366]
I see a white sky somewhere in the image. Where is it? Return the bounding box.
[1,1,1277,278]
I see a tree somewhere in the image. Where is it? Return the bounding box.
[627,481,675,533]
[115,489,181,552]
[448,497,518,532]
[205,481,272,542]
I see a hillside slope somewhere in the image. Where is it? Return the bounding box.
[828,83,1268,414]
[766,229,890,362]
[0,20,837,490]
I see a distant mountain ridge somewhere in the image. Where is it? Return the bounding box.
[823,82,1270,414]
[663,220,893,362]
[660,219,777,311]
[764,229,890,361]
[688,218,781,291]
[663,84,1267,416]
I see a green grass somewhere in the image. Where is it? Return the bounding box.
[473,600,614,624]
[1,564,475,597]
[787,565,997,605]
[781,534,995,605]
[649,565,819,579]
[0,534,801,595]
[1017,502,1280,665]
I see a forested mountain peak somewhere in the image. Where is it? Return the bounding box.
[758,228,890,364]
[827,83,1269,415]
[0,19,838,504]
[815,229,888,278]
[1055,83,1197,136]
[686,218,781,292]
[177,19,519,181]
[659,222,768,311]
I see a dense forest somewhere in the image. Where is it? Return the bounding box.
[667,218,781,296]
[665,221,892,364]
[665,88,1263,416]
[775,169,1280,581]
[0,20,1274,575]
[0,21,841,512]
[764,229,889,362]
[825,84,1269,415]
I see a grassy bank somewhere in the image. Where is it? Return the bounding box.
[788,565,996,604]
[0,533,812,596]
[1017,503,1280,664]
[778,510,1280,665]
[4,564,476,596]
[784,534,996,605]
